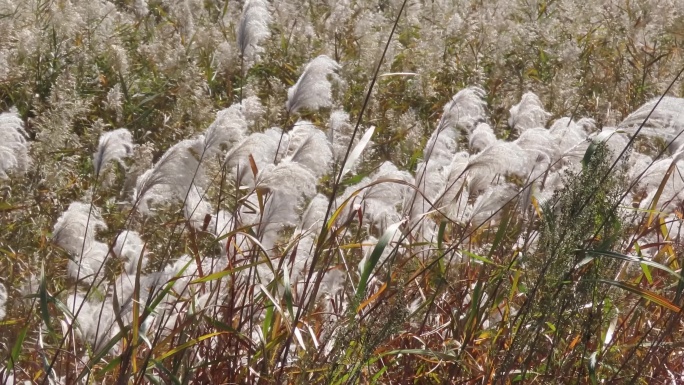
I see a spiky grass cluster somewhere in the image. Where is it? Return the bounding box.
[2,0,684,384]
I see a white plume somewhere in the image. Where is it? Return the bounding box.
[286,55,340,114]
[467,184,518,227]
[52,202,107,256]
[237,0,271,66]
[284,121,333,178]
[133,138,204,214]
[93,128,134,177]
[0,108,30,179]
[224,128,288,185]
[202,104,248,158]
[467,141,527,193]
[66,293,118,352]
[438,86,487,134]
[0,282,7,321]
[354,161,413,231]
[417,87,487,201]
[328,110,356,163]
[300,193,330,233]
[184,184,213,230]
[67,241,111,284]
[509,92,551,132]
[256,160,318,203]
[548,117,592,163]
[114,230,147,275]
[618,96,684,141]
[468,123,497,153]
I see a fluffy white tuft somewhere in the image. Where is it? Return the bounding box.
[300,193,330,233]
[286,55,340,114]
[468,123,497,153]
[256,160,318,203]
[328,110,356,163]
[52,202,107,256]
[284,121,333,178]
[114,230,147,275]
[0,282,6,320]
[67,241,111,284]
[618,96,684,141]
[548,117,592,163]
[467,141,527,193]
[133,138,204,214]
[93,128,134,177]
[509,92,551,132]
[202,104,248,158]
[237,0,271,67]
[224,128,287,186]
[184,184,213,231]
[439,87,487,134]
[0,108,30,179]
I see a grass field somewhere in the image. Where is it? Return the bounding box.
[2,0,684,383]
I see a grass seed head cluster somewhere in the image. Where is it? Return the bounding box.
[2,0,684,383]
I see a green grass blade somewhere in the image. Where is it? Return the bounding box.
[7,324,28,371]
[356,220,404,300]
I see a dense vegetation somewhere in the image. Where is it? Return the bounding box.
[2,0,684,383]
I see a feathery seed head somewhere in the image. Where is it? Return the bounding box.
[286,55,340,114]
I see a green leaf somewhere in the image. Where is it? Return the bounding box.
[356,220,404,300]
[461,250,503,267]
[582,130,623,167]
[7,324,28,371]
[596,279,681,312]
[76,329,128,382]
[190,261,260,284]
[379,348,458,361]
[38,264,53,333]
[577,249,683,283]
[155,332,224,361]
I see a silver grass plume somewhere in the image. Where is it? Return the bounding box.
[300,193,330,233]
[508,92,551,132]
[114,230,147,275]
[514,127,559,179]
[66,241,111,284]
[0,282,6,320]
[184,184,213,230]
[348,161,413,232]
[618,97,684,147]
[237,0,271,67]
[548,117,593,162]
[467,184,517,227]
[256,160,318,203]
[52,202,107,256]
[0,108,30,179]
[432,151,470,209]
[201,103,248,159]
[284,120,333,178]
[467,141,527,193]
[286,55,340,114]
[224,128,288,185]
[133,138,204,214]
[437,86,487,135]
[468,123,497,153]
[328,110,356,163]
[410,88,486,228]
[256,190,302,251]
[93,128,134,177]
[587,128,629,163]
[418,87,487,194]
[249,160,318,250]
[66,293,118,353]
